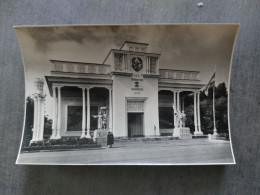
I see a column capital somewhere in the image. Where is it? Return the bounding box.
[78,86,93,90]
[56,86,63,90]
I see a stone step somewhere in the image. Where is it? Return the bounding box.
[114,136,177,142]
[192,135,208,139]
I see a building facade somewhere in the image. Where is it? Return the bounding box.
[44,41,205,139]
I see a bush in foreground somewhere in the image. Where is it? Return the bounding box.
[22,137,100,152]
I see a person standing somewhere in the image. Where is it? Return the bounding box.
[107,131,114,148]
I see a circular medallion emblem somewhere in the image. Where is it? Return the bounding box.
[131,57,143,72]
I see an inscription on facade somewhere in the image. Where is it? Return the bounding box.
[127,101,144,112]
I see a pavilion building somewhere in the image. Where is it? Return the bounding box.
[44,41,205,139]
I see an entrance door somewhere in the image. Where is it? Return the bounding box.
[128,113,144,137]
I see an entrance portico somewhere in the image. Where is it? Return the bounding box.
[46,77,112,138]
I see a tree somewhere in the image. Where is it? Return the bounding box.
[184,82,228,135]
[44,116,52,136]
[22,97,34,147]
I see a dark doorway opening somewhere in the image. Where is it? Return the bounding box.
[128,113,144,138]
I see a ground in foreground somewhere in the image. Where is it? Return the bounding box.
[17,138,234,165]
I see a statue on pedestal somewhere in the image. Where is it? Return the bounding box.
[92,107,107,130]
[92,111,103,130]
[175,111,186,128]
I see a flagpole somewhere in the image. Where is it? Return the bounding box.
[213,66,218,136]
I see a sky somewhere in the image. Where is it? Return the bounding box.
[15,24,239,117]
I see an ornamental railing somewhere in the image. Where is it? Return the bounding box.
[50,60,111,75]
[159,69,200,80]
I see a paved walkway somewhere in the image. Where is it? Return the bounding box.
[17,139,235,165]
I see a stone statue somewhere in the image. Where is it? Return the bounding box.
[175,110,186,128]
[92,111,103,129]
[101,110,107,130]
[92,109,107,130]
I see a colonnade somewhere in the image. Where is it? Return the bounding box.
[50,86,112,139]
[171,90,203,135]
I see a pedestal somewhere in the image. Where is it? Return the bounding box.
[208,134,218,140]
[194,131,203,136]
[93,129,109,146]
[173,127,192,139]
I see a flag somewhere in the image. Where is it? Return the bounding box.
[202,65,216,96]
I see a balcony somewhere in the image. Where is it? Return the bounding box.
[159,69,200,81]
[50,60,111,75]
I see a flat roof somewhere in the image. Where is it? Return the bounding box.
[50,59,110,66]
[120,41,149,50]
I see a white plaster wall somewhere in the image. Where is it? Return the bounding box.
[112,75,160,137]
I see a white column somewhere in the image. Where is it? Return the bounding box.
[109,88,113,132]
[31,96,38,142]
[197,93,202,133]
[56,86,61,139]
[50,87,57,139]
[39,97,45,141]
[182,96,185,112]
[194,92,198,133]
[173,91,177,128]
[177,92,180,112]
[86,87,91,138]
[37,96,41,140]
[81,88,86,138]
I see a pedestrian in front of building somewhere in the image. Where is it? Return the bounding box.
[107,131,114,148]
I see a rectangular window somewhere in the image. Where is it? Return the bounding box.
[67,106,99,131]
[159,107,174,129]
[150,57,158,73]
[67,106,83,131]
[114,53,123,71]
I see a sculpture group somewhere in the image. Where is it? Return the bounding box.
[92,107,107,130]
[172,103,186,128]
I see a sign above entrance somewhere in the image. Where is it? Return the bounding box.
[127,100,144,112]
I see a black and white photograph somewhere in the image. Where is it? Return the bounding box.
[15,24,239,165]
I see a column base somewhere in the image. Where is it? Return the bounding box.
[208,134,218,140]
[80,129,86,139]
[86,129,91,138]
[55,130,61,139]
[30,139,43,144]
[194,131,203,136]
[213,128,218,136]
[50,130,57,139]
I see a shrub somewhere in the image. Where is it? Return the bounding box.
[78,138,94,145]
[30,141,44,147]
